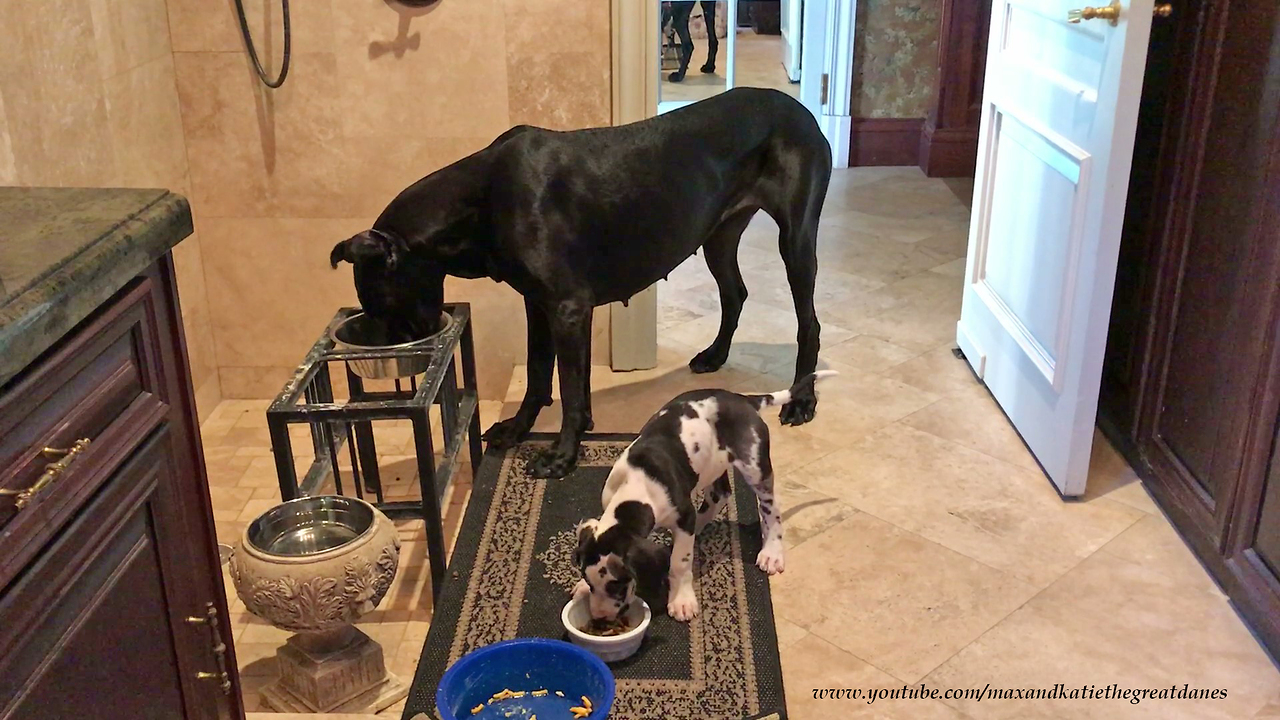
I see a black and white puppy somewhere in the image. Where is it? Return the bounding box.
[573,371,837,623]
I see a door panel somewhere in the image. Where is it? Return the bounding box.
[1255,419,1280,577]
[958,0,1155,495]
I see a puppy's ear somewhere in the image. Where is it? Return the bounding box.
[573,520,598,567]
[614,500,656,539]
[626,537,671,609]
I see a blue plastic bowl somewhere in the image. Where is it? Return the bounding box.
[435,638,616,720]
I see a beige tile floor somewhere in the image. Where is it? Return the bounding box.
[661,31,800,105]
[210,167,1279,718]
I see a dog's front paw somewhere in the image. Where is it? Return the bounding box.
[528,448,578,479]
[573,579,590,601]
[668,590,699,622]
[689,346,728,374]
[779,396,817,426]
[483,417,532,449]
[756,545,786,575]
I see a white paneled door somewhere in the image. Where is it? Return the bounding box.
[782,0,803,82]
[956,0,1156,496]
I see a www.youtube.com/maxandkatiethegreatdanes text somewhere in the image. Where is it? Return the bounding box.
[812,683,1229,705]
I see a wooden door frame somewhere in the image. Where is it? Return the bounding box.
[609,0,661,371]
[607,0,857,370]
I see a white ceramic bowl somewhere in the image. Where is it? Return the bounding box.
[561,597,651,663]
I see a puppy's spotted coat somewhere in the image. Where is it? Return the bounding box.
[573,371,838,622]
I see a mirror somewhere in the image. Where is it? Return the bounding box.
[657,1,803,115]
[658,1,730,112]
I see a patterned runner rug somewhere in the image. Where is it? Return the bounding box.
[403,434,787,720]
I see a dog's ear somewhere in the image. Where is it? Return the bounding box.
[626,537,671,607]
[329,229,409,270]
[613,500,656,539]
[573,520,598,568]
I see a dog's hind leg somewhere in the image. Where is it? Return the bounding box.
[483,298,554,448]
[777,163,830,426]
[689,208,756,374]
[734,427,784,575]
[777,219,821,426]
[668,2,695,82]
[695,472,732,532]
[699,0,719,74]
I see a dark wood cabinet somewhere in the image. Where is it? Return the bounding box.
[0,257,242,719]
[1100,0,1280,660]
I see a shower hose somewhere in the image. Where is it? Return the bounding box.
[234,0,291,88]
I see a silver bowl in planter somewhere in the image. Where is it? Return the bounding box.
[246,494,375,556]
[229,496,407,712]
[230,496,401,635]
[330,311,452,379]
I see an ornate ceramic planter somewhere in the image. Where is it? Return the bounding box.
[230,496,407,713]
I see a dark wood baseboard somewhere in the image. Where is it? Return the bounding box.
[849,118,924,167]
[918,123,979,177]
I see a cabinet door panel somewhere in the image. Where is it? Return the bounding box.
[0,429,227,720]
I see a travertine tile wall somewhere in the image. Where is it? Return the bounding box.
[166,0,614,401]
[0,0,222,420]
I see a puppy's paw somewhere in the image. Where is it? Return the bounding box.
[668,590,699,622]
[779,396,817,426]
[755,545,786,575]
[689,346,728,374]
[483,417,532,449]
[528,448,578,479]
[572,579,590,601]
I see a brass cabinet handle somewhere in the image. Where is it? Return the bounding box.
[0,438,91,510]
[1068,0,1121,25]
[1154,3,1173,17]
[189,602,233,696]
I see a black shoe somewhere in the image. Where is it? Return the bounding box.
[669,70,687,82]
[700,62,716,74]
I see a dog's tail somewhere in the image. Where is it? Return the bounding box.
[745,370,839,412]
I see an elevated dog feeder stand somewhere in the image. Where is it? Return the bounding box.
[265,303,483,598]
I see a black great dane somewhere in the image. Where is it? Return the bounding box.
[330,88,832,479]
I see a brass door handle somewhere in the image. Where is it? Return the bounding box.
[0,438,91,510]
[1154,3,1173,17]
[1068,0,1121,25]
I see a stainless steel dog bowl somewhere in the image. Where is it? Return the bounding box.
[329,311,452,379]
[246,496,376,557]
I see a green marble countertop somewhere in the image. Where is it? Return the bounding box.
[0,187,194,388]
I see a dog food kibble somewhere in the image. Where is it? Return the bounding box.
[477,689,593,718]
[580,616,632,636]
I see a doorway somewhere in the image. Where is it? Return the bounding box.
[609,0,855,371]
